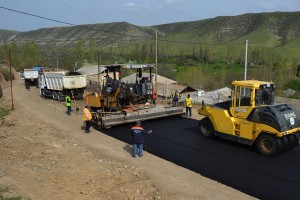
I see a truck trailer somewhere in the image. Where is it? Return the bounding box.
[24,69,39,88]
[39,71,87,101]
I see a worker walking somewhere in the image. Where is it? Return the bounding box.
[131,121,152,158]
[65,94,72,115]
[172,90,181,106]
[185,94,193,117]
[82,104,92,133]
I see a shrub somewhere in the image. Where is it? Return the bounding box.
[0,67,14,81]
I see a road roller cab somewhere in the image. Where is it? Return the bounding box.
[198,80,300,156]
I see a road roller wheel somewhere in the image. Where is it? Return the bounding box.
[275,138,283,154]
[199,117,214,137]
[281,136,290,151]
[256,134,278,156]
[289,134,299,149]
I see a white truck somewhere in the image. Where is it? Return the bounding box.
[24,69,39,88]
[39,71,87,101]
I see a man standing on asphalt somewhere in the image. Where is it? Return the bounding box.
[185,94,193,117]
[131,120,152,158]
[65,94,72,115]
[82,104,92,133]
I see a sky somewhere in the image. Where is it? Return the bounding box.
[0,0,299,32]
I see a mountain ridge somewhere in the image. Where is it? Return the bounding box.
[1,11,300,49]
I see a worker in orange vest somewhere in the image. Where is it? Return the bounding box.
[152,88,157,105]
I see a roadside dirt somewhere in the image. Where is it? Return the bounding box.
[0,79,254,200]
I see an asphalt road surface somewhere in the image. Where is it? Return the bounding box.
[101,116,300,199]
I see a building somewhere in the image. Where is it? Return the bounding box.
[122,73,197,100]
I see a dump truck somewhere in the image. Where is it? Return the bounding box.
[39,71,86,101]
[198,80,300,156]
[24,68,39,88]
[85,64,184,129]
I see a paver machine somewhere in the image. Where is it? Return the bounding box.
[198,80,300,156]
[85,64,184,129]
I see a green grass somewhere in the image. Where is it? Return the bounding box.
[0,187,21,200]
[0,108,10,118]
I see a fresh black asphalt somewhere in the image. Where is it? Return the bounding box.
[100,116,300,199]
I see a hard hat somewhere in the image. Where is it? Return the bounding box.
[136,120,142,125]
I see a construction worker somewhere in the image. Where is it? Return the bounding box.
[130,120,152,158]
[65,94,72,115]
[172,90,180,106]
[185,94,193,117]
[152,88,157,105]
[82,104,92,133]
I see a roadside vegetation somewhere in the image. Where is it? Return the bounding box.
[0,187,21,200]
[0,107,10,118]
[0,12,300,97]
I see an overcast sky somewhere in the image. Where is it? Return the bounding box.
[0,0,299,31]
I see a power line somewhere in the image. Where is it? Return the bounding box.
[0,5,247,48]
[56,0,97,23]
[0,6,75,26]
[0,5,152,39]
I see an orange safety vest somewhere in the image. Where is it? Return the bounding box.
[152,89,157,99]
[82,108,92,121]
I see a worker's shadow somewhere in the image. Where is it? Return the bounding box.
[123,144,132,155]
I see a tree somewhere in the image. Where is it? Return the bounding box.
[75,37,84,67]
[88,38,96,64]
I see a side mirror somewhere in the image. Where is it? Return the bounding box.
[202,100,205,109]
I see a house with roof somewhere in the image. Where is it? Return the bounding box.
[121,72,198,100]
[76,64,106,84]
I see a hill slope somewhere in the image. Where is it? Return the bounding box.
[0,29,19,43]
[155,12,300,45]
[1,12,300,51]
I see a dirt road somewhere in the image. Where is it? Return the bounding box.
[0,79,254,199]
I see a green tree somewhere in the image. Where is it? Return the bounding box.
[88,38,96,64]
[75,37,84,67]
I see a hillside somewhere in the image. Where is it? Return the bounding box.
[1,12,300,53]
[5,22,156,49]
[155,12,300,45]
[0,29,19,44]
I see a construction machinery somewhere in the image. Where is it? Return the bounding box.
[39,71,86,101]
[198,80,300,156]
[23,68,39,88]
[85,64,184,129]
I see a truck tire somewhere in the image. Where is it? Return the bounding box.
[256,134,278,156]
[40,90,46,98]
[199,117,214,137]
[77,93,83,100]
[57,92,63,102]
[52,92,58,101]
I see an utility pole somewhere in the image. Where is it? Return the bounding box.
[244,40,248,80]
[8,49,14,110]
[155,28,158,90]
[98,50,101,86]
